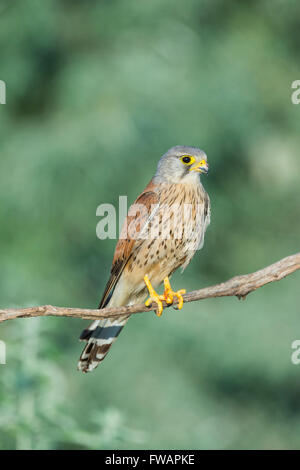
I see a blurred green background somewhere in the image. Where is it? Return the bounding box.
[0,0,300,450]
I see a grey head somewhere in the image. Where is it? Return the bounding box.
[154,145,209,184]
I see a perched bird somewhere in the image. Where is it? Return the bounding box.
[78,146,210,373]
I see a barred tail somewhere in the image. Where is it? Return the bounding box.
[77,315,130,373]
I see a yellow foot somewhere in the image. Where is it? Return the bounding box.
[144,275,186,317]
[162,277,186,310]
[144,275,165,317]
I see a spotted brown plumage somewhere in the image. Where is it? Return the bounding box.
[78,146,210,373]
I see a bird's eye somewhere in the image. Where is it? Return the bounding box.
[180,155,195,165]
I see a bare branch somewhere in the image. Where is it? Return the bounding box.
[0,253,299,323]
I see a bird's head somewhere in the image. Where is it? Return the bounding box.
[154,146,209,184]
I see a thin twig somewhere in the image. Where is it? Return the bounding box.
[0,253,299,323]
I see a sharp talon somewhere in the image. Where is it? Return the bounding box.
[174,289,186,309]
[163,277,186,311]
[144,275,164,317]
[144,275,186,316]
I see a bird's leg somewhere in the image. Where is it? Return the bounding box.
[144,275,186,316]
[144,275,165,317]
[162,277,186,310]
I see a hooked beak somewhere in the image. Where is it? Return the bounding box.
[189,159,209,174]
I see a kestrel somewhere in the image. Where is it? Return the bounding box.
[78,146,210,373]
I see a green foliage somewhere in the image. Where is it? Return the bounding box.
[0,0,299,449]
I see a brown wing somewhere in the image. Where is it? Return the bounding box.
[98,181,159,308]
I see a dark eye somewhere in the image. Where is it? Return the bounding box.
[180,155,195,165]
